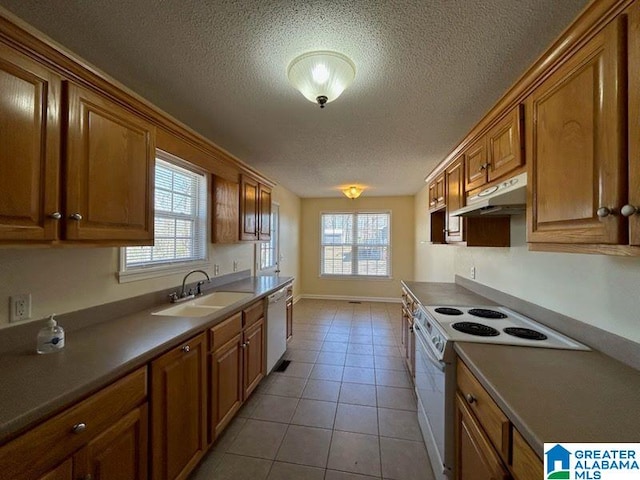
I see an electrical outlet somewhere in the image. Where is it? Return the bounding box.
[10,294,32,323]
[214,264,220,276]
[233,261,238,272]
[470,266,476,279]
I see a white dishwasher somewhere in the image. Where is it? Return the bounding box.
[266,287,287,373]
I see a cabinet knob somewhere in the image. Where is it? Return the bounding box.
[621,204,638,217]
[182,345,190,353]
[84,475,93,480]
[465,393,476,404]
[596,207,616,218]
[241,343,247,349]
[72,422,87,434]
[69,213,83,221]
[49,212,62,220]
[246,340,250,345]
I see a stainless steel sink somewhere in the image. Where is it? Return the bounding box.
[152,291,252,317]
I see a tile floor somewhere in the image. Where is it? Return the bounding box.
[189,299,435,480]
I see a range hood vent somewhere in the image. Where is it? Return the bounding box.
[450,172,527,217]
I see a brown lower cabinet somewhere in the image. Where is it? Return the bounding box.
[209,301,266,442]
[456,360,543,480]
[455,394,509,480]
[0,367,148,480]
[151,333,207,480]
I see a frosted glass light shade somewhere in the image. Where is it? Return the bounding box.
[287,51,356,108]
[342,186,363,199]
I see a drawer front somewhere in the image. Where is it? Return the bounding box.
[512,429,542,480]
[243,299,264,328]
[0,366,147,480]
[457,361,510,460]
[210,312,242,351]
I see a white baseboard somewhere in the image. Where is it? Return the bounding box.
[298,294,401,304]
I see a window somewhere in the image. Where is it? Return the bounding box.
[120,151,207,281]
[258,204,279,274]
[320,212,390,277]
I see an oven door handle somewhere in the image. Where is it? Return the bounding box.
[415,326,446,373]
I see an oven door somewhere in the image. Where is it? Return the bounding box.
[414,325,449,479]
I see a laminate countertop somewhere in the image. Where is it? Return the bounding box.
[0,275,293,444]
[401,281,499,306]
[455,342,640,455]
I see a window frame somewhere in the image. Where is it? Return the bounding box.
[118,150,209,283]
[319,210,392,280]
[257,202,279,275]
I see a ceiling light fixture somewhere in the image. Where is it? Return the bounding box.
[287,51,356,108]
[342,186,363,199]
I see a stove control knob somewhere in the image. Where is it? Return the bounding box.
[431,336,438,344]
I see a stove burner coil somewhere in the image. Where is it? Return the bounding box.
[468,308,508,319]
[434,307,463,316]
[503,327,548,340]
[452,322,500,337]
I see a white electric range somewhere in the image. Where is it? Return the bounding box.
[412,304,588,480]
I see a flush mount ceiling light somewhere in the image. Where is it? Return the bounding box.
[342,186,363,199]
[287,51,356,108]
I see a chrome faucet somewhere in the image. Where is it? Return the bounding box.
[169,269,211,303]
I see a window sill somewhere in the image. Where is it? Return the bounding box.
[319,275,393,281]
[118,260,210,283]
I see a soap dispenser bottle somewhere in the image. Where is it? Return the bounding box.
[37,314,65,354]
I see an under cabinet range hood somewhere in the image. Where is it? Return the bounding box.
[451,172,527,217]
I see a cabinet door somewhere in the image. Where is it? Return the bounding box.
[435,174,446,208]
[239,175,258,240]
[446,155,465,243]
[0,43,61,241]
[66,83,155,242]
[405,316,415,378]
[243,319,265,398]
[428,181,438,210]
[37,460,73,480]
[627,3,640,246]
[455,394,509,480]
[74,404,148,480]
[210,334,243,440]
[527,18,626,245]
[151,334,207,480]
[212,175,239,243]
[464,138,488,192]
[286,298,293,341]
[487,105,524,183]
[258,184,272,240]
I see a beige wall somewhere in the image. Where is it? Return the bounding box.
[272,185,302,299]
[301,196,414,300]
[0,185,302,328]
[414,184,640,343]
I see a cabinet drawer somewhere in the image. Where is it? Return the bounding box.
[210,312,242,351]
[512,429,542,480]
[457,361,510,460]
[243,300,264,327]
[0,366,147,480]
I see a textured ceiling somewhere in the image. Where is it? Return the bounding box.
[0,0,588,197]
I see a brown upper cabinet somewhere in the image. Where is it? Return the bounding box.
[0,40,155,245]
[212,175,239,243]
[0,43,61,242]
[239,175,271,241]
[445,155,465,243]
[465,106,524,193]
[428,173,446,210]
[65,83,155,243]
[526,15,627,247]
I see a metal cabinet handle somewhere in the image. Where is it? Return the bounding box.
[621,204,638,217]
[49,212,62,220]
[182,345,190,353]
[596,207,615,218]
[246,340,250,345]
[241,343,247,349]
[72,422,87,434]
[69,213,83,221]
[465,393,476,404]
